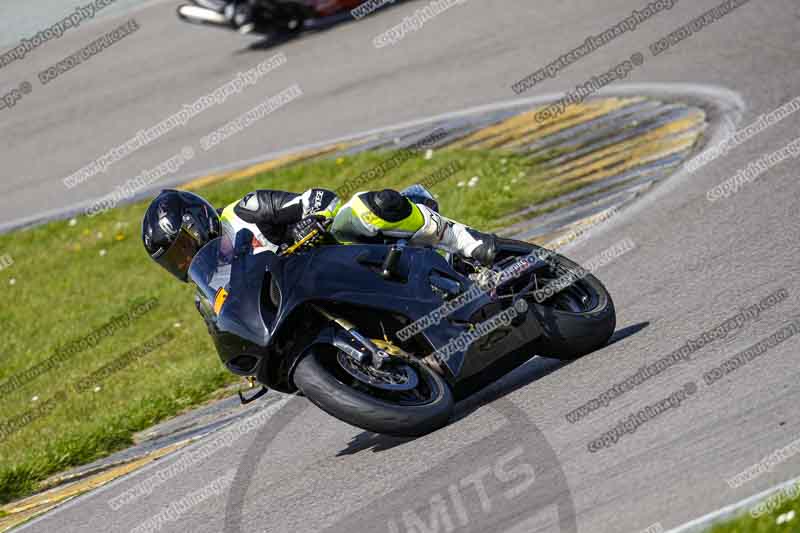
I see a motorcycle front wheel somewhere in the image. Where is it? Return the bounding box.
[293,346,454,437]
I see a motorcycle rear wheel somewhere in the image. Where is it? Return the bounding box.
[495,238,617,360]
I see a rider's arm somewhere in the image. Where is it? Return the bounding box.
[233,189,340,242]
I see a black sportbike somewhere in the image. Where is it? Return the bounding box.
[189,220,615,436]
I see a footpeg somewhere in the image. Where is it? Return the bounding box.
[239,386,268,404]
[238,377,269,405]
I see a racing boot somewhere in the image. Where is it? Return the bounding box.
[410,204,497,267]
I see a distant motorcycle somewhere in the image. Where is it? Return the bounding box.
[177,0,370,36]
[189,201,615,436]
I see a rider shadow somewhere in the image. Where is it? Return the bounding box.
[335,321,650,457]
[244,32,297,51]
[240,0,411,52]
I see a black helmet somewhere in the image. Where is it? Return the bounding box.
[142,190,220,282]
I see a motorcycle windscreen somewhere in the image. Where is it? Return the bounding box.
[188,233,270,346]
[188,236,232,303]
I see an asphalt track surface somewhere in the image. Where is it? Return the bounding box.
[5,0,800,532]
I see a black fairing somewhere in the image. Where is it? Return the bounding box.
[190,233,544,391]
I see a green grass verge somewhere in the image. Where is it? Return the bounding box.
[0,147,578,504]
[708,483,800,532]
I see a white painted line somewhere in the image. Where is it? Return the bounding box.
[666,474,800,533]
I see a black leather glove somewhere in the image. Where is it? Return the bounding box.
[290,216,321,244]
[468,230,497,267]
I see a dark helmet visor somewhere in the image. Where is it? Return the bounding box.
[153,225,204,282]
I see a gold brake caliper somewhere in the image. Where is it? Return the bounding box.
[371,339,411,361]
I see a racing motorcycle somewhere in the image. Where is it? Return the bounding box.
[177,0,369,36]
[189,191,615,436]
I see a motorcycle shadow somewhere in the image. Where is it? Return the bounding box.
[336,322,649,456]
[337,431,415,456]
[453,320,650,418]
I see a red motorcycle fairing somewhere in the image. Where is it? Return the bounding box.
[307,0,369,17]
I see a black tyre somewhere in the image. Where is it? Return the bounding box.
[495,238,616,360]
[293,346,454,437]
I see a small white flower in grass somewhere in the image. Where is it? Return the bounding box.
[777,510,796,524]
[68,218,77,227]
[457,181,466,188]
[424,149,433,160]
[501,158,508,165]
[467,176,479,188]
[93,386,102,393]
[31,396,39,402]
[99,249,107,257]
[173,322,182,328]
[9,278,16,286]
[96,232,103,239]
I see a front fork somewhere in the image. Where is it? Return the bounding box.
[308,304,450,381]
[310,304,395,369]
